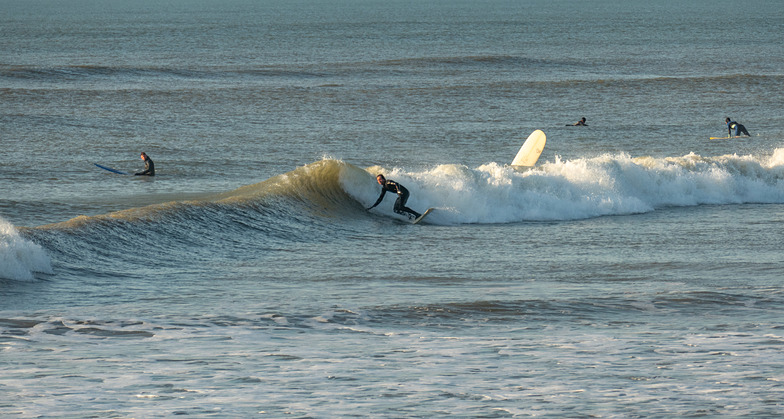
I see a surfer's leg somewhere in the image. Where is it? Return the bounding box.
[393,196,409,217]
[739,124,750,136]
[394,192,420,219]
[396,203,420,218]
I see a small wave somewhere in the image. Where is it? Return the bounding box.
[37,160,363,230]
[0,64,355,85]
[377,54,549,68]
[0,216,53,281]
[0,64,240,85]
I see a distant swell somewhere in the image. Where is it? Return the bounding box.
[4,62,781,89]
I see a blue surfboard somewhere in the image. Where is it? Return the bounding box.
[94,163,129,175]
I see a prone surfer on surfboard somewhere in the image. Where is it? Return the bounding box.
[366,174,422,220]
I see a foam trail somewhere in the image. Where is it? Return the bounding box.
[0,216,53,281]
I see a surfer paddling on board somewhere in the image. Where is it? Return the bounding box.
[367,174,421,219]
[725,117,750,137]
[568,117,587,126]
[135,152,155,176]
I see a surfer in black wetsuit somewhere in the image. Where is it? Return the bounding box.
[569,117,587,126]
[135,152,155,176]
[367,174,421,219]
[725,117,750,137]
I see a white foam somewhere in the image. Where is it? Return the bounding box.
[0,216,53,281]
[361,150,784,224]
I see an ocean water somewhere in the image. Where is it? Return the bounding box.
[2,0,784,416]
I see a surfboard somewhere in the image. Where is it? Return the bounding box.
[94,163,129,175]
[412,208,434,225]
[511,130,546,167]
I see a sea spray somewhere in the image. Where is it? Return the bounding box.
[0,216,53,281]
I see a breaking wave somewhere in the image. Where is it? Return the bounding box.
[8,150,783,280]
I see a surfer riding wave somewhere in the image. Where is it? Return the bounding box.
[366,174,421,219]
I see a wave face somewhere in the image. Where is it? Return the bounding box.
[15,160,367,281]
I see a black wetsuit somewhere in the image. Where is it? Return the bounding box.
[727,120,750,137]
[135,157,155,176]
[571,119,587,126]
[369,180,421,219]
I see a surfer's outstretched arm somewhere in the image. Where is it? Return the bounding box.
[367,190,386,210]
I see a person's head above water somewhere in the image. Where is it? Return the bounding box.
[376,174,386,185]
[725,117,731,123]
[140,152,149,160]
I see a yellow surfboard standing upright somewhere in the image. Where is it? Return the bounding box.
[511,130,547,167]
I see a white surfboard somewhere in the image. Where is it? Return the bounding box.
[511,130,546,167]
[412,208,434,224]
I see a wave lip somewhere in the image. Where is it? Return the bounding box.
[0,217,53,281]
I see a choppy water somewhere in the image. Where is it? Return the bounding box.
[2,0,784,416]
